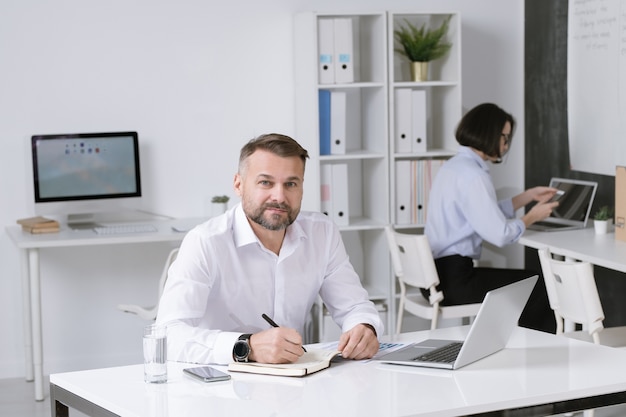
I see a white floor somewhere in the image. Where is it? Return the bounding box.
[2,375,626,417]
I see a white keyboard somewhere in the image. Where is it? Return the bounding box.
[93,224,158,235]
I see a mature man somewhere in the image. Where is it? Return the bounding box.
[157,133,383,364]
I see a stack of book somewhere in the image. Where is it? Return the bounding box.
[17,216,60,234]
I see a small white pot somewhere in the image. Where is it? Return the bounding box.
[211,202,228,217]
[593,219,612,235]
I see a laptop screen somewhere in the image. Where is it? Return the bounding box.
[549,178,597,222]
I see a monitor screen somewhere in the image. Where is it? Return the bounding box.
[31,131,143,225]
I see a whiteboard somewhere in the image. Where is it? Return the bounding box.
[567,0,626,176]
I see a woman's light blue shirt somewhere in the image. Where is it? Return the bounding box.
[425,146,526,260]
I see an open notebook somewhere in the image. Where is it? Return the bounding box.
[375,276,537,370]
[527,178,598,232]
[228,349,341,377]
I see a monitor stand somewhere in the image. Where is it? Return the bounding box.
[67,214,99,230]
[67,210,169,230]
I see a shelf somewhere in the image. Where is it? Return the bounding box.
[393,149,456,159]
[317,81,385,89]
[320,150,386,161]
[394,224,426,231]
[393,81,459,88]
[337,216,386,231]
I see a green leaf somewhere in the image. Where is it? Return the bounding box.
[394,16,452,62]
[211,195,230,203]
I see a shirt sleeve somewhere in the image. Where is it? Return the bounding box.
[156,230,238,365]
[160,319,241,365]
[462,174,525,247]
[498,198,516,218]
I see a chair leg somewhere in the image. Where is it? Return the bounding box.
[430,305,440,330]
[396,297,406,335]
[396,309,404,335]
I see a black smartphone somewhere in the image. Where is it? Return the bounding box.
[183,366,231,383]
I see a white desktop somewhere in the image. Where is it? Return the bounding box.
[49,326,626,417]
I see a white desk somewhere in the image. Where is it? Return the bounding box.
[50,326,626,417]
[519,227,626,273]
[5,217,205,402]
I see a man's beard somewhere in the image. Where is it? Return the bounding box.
[247,202,296,231]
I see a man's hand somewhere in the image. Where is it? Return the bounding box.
[337,323,379,360]
[248,327,305,364]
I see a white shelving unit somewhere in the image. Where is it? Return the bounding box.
[388,12,462,230]
[294,12,391,342]
[294,11,462,340]
[387,12,463,334]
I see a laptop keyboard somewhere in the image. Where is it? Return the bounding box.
[532,221,570,228]
[93,224,158,235]
[412,342,463,363]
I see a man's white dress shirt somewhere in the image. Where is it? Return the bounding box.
[157,203,383,364]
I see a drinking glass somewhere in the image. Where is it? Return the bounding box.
[143,324,167,383]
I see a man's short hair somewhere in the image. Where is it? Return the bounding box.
[239,133,309,173]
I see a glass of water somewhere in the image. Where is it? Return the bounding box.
[143,324,167,383]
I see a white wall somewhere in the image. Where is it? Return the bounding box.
[0,0,524,379]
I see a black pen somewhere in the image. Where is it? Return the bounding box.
[262,313,307,352]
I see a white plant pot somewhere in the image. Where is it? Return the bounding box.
[211,202,228,217]
[593,219,612,235]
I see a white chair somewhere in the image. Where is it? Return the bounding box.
[384,227,482,334]
[537,247,626,347]
[537,247,626,417]
[117,247,179,321]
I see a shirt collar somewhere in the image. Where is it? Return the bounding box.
[458,145,490,173]
[231,203,306,251]
[232,203,258,248]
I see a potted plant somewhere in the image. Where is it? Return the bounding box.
[394,15,452,82]
[593,205,613,235]
[210,195,230,216]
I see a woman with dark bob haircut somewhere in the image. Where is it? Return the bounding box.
[424,103,558,333]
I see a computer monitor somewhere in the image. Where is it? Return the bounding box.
[31,131,145,228]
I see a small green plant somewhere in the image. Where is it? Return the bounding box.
[593,205,613,221]
[211,195,230,204]
[394,16,452,62]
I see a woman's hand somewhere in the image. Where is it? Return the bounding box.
[513,186,559,210]
[529,186,559,203]
[522,200,559,227]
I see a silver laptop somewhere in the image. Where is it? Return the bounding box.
[376,276,537,370]
[527,178,598,232]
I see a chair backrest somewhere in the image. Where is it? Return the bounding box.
[384,226,440,291]
[157,247,179,299]
[537,247,605,337]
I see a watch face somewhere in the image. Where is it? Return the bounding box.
[233,340,250,361]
